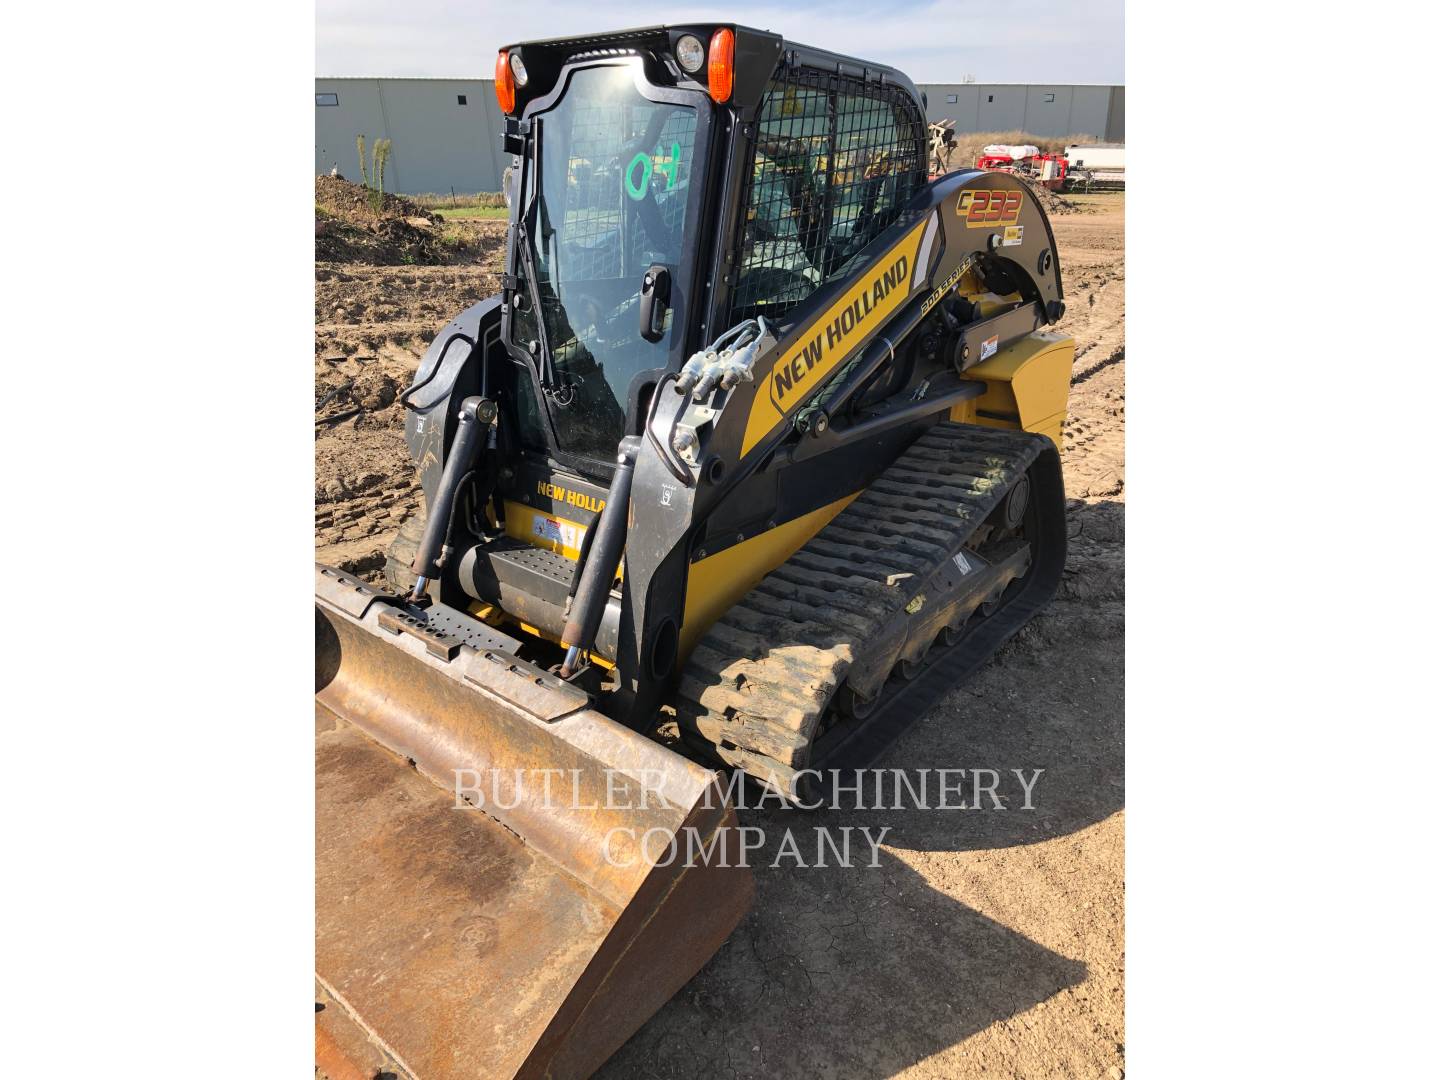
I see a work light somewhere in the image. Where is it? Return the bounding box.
[675,34,705,73]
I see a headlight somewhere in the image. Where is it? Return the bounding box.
[675,34,705,74]
[510,51,529,87]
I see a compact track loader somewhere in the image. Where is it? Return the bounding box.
[316,23,1074,1079]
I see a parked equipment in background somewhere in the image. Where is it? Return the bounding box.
[1062,143,1125,190]
[316,23,1076,1079]
[928,118,957,175]
[975,144,1070,191]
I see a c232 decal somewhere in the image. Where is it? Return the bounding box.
[956,188,1023,229]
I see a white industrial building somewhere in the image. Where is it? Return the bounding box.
[315,78,511,195]
[315,77,1124,195]
[919,83,1124,140]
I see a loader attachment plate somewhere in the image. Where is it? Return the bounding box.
[315,565,753,1079]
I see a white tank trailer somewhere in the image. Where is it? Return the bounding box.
[1063,143,1125,189]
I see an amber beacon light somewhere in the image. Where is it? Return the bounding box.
[708,28,735,103]
[495,50,516,113]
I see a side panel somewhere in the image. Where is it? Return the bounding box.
[403,295,504,502]
[950,332,1076,449]
[679,493,858,660]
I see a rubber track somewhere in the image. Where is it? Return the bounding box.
[676,423,1060,796]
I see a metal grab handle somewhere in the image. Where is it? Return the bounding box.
[638,264,671,343]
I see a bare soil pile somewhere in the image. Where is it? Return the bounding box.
[1021,178,1084,215]
[315,175,461,265]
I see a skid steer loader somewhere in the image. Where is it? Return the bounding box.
[316,23,1073,1079]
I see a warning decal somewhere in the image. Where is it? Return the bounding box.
[533,515,582,552]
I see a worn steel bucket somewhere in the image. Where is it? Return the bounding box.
[314,566,753,1079]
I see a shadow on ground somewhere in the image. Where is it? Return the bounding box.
[603,852,1086,1079]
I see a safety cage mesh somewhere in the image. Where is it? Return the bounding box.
[729,66,927,325]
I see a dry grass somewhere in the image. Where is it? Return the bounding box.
[408,191,507,211]
[433,206,508,221]
[939,130,1103,172]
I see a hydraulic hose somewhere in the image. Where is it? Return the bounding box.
[645,372,693,487]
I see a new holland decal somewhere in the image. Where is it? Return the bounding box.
[741,219,927,456]
[957,188,1023,229]
[535,479,605,515]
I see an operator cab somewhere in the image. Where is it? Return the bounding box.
[499,36,721,479]
[493,25,928,485]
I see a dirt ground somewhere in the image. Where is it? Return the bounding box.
[313,219,507,574]
[314,194,1125,1078]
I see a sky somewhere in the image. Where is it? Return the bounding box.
[316,0,1124,85]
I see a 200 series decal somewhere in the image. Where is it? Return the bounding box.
[957,188,1023,229]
